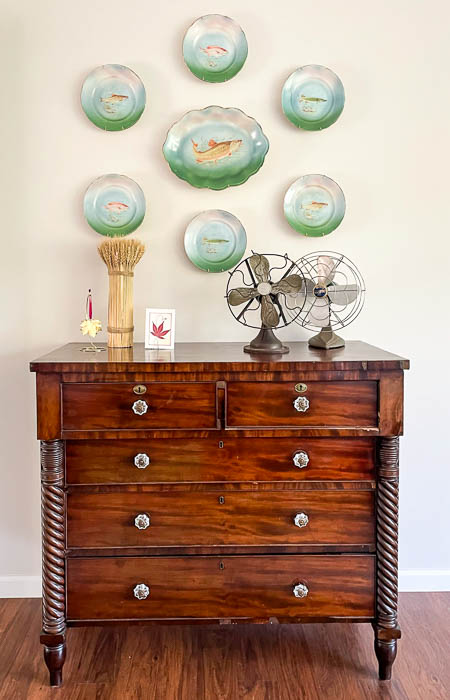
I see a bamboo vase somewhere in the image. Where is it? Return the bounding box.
[98,239,145,348]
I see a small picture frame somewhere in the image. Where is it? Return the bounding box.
[145,308,176,350]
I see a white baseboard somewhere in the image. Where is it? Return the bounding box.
[0,576,41,598]
[0,571,449,598]
[398,570,450,592]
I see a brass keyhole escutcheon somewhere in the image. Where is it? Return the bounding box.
[219,496,225,505]
[294,383,307,393]
[133,385,147,395]
[219,561,225,570]
[219,441,224,449]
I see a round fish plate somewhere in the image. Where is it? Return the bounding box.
[183,14,248,83]
[81,64,146,131]
[284,175,346,237]
[282,65,345,131]
[163,106,269,190]
[83,174,146,237]
[184,210,247,272]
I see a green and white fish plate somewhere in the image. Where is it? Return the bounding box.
[183,14,248,83]
[282,65,345,131]
[184,209,247,272]
[284,174,346,237]
[84,174,146,237]
[81,64,146,131]
[163,106,269,190]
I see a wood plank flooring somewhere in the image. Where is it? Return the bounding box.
[0,593,448,699]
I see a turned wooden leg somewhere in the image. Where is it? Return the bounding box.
[373,437,401,681]
[40,441,67,686]
[44,641,66,687]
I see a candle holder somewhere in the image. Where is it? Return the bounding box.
[80,289,105,352]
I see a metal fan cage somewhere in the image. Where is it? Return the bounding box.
[289,251,365,331]
[226,252,308,330]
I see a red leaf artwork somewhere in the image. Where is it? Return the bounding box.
[151,321,170,340]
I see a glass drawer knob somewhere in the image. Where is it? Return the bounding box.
[293,583,309,599]
[132,400,148,415]
[133,583,150,600]
[293,451,309,469]
[293,396,309,412]
[134,513,150,530]
[294,512,309,528]
[134,453,150,469]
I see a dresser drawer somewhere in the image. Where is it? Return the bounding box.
[66,437,375,484]
[67,490,374,548]
[67,554,375,620]
[62,382,217,431]
[226,381,378,428]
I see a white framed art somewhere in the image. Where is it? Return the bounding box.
[145,308,176,349]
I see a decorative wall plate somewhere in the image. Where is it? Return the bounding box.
[183,14,248,83]
[282,65,345,130]
[284,175,346,237]
[84,174,146,237]
[81,64,146,131]
[184,209,247,272]
[163,106,269,190]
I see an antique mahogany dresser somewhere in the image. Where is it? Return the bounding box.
[30,341,409,686]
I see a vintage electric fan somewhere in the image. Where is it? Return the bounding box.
[290,251,365,349]
[226,253,307,353]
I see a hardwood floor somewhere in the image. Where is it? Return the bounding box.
[0,593,448,699]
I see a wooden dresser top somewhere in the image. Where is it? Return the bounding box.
[30,341,409,374]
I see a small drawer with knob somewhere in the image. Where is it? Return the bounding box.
[65,437,375,485]
[66,490,375,548]
[226,381,377,428]
[62,381,218,431]
[66,554,375,621]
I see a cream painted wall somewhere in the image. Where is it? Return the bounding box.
[1,0,449,594]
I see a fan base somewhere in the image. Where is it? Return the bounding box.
[308,326,345,349]
[244,328,290,354]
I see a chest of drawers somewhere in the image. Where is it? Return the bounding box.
[30,341,409,686]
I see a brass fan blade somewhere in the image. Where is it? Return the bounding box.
[261,295,279,328]
[306,297,330,328]
[327,284,358,305]
[271,274,303,295]
[228,287,259,306]
[249,253,270,283]
[317,255,336,286]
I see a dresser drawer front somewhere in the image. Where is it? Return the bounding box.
[67,554,375,620]
[226,381,378,428]
[66,437,375,484]
[67,490,374,548]
[62,382,217,431]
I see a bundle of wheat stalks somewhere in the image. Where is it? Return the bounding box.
[98,238,145,348]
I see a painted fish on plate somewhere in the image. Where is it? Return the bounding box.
[284,174,346,237]
[184,209,247,272]
[192,138,243,164]
[81,64,146,131]
[163,106,268,190]
[183,15,248,82]
[104,201,129,222]
[84,174,146,237]
[301,201,329,218]
[282,65,345,130]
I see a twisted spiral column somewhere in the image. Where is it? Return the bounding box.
[41,440,65,636]
[374,436,401,680]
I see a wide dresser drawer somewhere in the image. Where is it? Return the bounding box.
[62,382,217,431]
[65,437,375,484]
[67,490,375,548]
[227,381,378,428]
[67,554,375,620]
